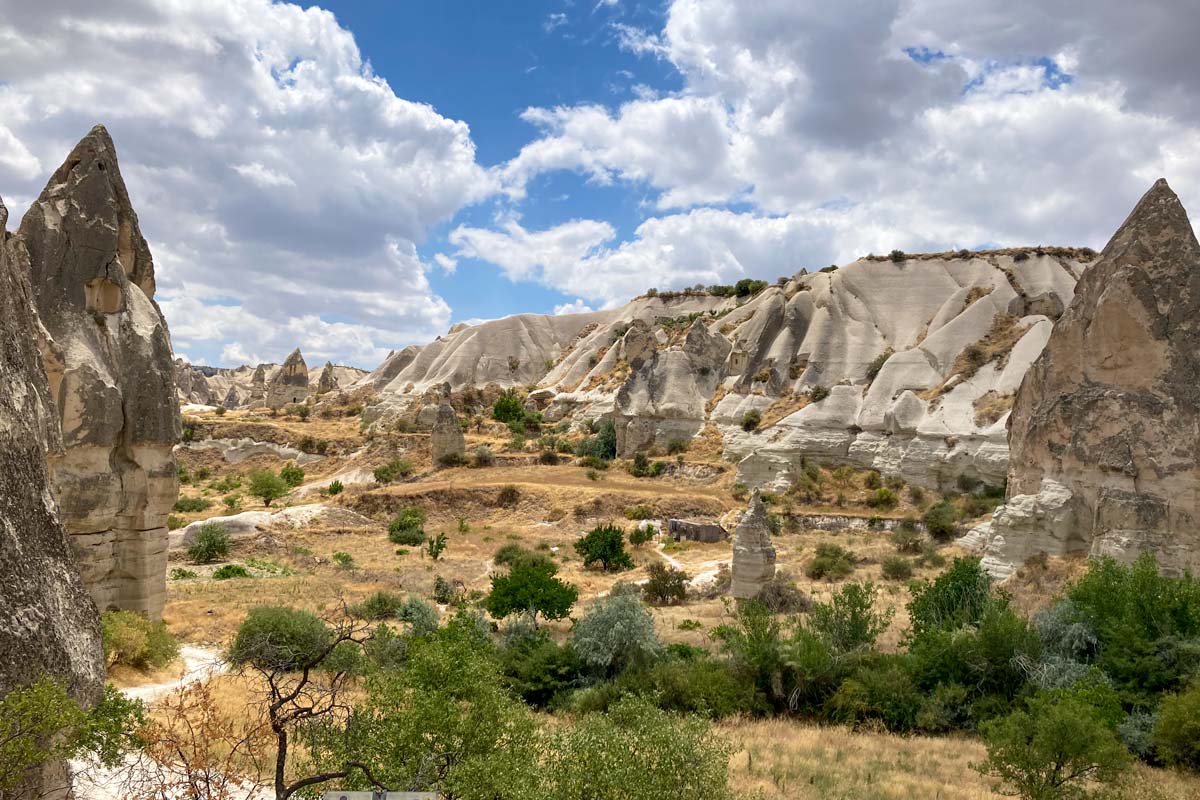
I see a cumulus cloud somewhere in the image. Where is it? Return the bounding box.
[0,0,493,367]
[482,0,1200,304]
[553,299,595,315]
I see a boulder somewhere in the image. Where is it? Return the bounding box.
[0,194,104,797]
[15,125,179,618]
[984,180,1200,577]
[430,403,466,466]
[316,361,339,394]
[667,519,728,543]
[730,491,777,599]
[266,348,308,408]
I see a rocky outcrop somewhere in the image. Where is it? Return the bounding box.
[668,519,728,543]
[1,195,105,797]
[265,348,309,408]
[968,180,1200,577]
[15,126,179,618]
[175,358,216,406]
[430,403,466,466]
[730,492,776,599]
[316,361,339,394]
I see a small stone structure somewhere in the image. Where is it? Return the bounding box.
[730,491,777,599]
[431,402,466,466]
[668,519,728,543]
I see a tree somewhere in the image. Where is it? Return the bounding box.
[1153,683,1200,769]
[643,562,688,606]
[279,462,304,487]
[570,592,662,676]
[248,469,289,507]
[574,524,633,571]
[492,389,525,424]
[485,561,578,624]
[906,556,993,638]
[226,605,385,799]
[808,581,893,654]
[976,693,1130,800]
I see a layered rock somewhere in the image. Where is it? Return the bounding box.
[730,492,777,599]
[175,357,366,408]
[0,195,105,797]
[430,403,466,466]
[265,348,309,408]
[316,361,339,394]
[15,126,179,618]
[967,180,1200,576]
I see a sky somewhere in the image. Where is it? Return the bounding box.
[1,1,1199,369]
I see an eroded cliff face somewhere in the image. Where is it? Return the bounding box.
[14,125,180,618]
[967,180,1200,577]
[362,249,1093,490]
[0,196,104,797]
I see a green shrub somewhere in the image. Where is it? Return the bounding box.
[808,581,892,653]
[867,487,899,509]
[575,419,617,461]
[424,533,447,561]
[577,655,767,718]
[373,458,414,484]
[485,561,578,623]
[498,632,582,709]
[101,610,180,670]
[907,557,992,637]
[666,438,689,455]
[892,524,924,553]
[167,514,184,530]
[809,385,830,402]
[492,389,525,424]
[1153,684,1200,769]
[826,655,923,732]
[222,494,241,512]
[628,524,655,547]
[740,409,762,431]
[172,496,210,513]
[865,349,893,381]
[805,542,856,580]
[731,482,749,501]
[578,454,609,470]
[471,445,495,467]
[863,470,882,489]
[279,462,305,487]
[186,522,230,564]
[388,507,427,545]
[247,468,289,506]
[628,451,666,478]
[497,484,520,506]
[889,249,906,263]
[575,523,634,571]
[624,504,654,520]
[643,562,689,606]
[493,543,554,571]
[351,591,406,620]
[570,593,663,676]
[881,556,914,580]
[227,606,331,670]
[213,564,252,580]
[332,551,355,570]
[753,572,810,613]
[327,479,344,495]
[169,567,197,580]
[922,499,961,540]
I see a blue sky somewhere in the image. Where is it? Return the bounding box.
[2,0,1197,368]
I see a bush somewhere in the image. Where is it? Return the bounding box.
[497,484,520,507]
[248,468,289,506]
[570,594,663,677]
[1153,683,1200,769]
[327,479,344,495]
[863,470,882,489]
[471,445,495,467]
[350,591,406,620]
[227,606,331,671]
[373,458,414,484]
[624,504,654,520]
[222,494,241,512]
[666,438,689,455]
[537,449,559,465]
[809,385,830,402]
[498,632,582,709]
[754,572,810,613]
[576,419,618,461]
[806,542,856,580]
[279,462,305,487]
[388,507,427,545]
[331,551,355,570]
[866,487,899,509]
[187,522,230,564]
[101,610,179,670]
[424,533,447,561]
[643,562,689,606]
[907,557,993,637]
[492,389,525,424]
[740,409,762,431]
[167,514,184,530]
[577,655,767,718]
[881,556,914,580]
[169,567,197,580]
[628,451,665,478]
[493,543,554,571]
[922,500,961,540]
[976,692,1130,800]
[575,523,634,571]
[865,349,893,381]
[173,496,210,513]
[213,563,252,580]
[826,655,923,732]
[808,581,893,654]
[485,561,578,623]
[889,249,906,263]
[628,524,655,547]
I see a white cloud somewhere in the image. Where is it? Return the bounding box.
[0,0,493,367]
[553,299,595,315]
[433,253,458,274]
[543,12,567,33]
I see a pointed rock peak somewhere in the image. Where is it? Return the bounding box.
[324,361,333,369]
[743,489,767,525]
[283,348,305,366]
[1102,177,1199,262]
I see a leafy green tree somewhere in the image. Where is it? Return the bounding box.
[279,462,305,487]
[498,632,582,709]
[808,581,893,654]
[570,592,662,677]
[574,523,634,571]
[922,499,961,540]
[976,693,1130,800]
[388,506,427,545]
[228,606,333,671]
[248,468,289,507]
[907,556,993,638]
[492,389,525,424]
[642,562,688,606]
[1153,682,1200,769]
[485,561,578,624]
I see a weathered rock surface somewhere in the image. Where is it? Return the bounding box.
[171,504,375,549]
[668,519,728,543]
[15,126,180,618]
[316,361,339,394]
[362,249,1094,490]
[175,357,367,407]
[430,403,466,466]
[969,180,1200,576]
[730,492,777,599]
[180,437,323,465]
[0,194,104,797]
[265,348,309,408]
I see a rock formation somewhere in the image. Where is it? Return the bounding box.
[361,248,1094,489]
[175,358,216,406]
[668,519,728,543]
[967,180,1200,577]
[0,194,105,797]
[430,402,466,466]
[730,491,777,599]
[174,358,367,408]
[14,125,179,618]
[317,361,339,394]
[266,348,309,408]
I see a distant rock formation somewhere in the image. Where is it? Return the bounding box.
[361,247,1095,490]
[730,492,776,599]
[265,348,309,408]
[14,125,179,618]
[430,403,466,466]
[1,194,105,797]
[317,361,339,394]
[175,358,216,406]
[175,356,366,408]
[967,180,1200,577]
[668,519,728,543]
